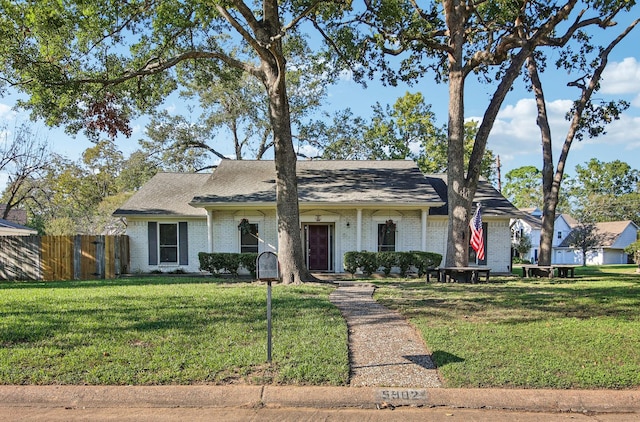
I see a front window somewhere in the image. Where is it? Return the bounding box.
[240,223,259,253]
[159,223,178,263]
[377,220,396,252]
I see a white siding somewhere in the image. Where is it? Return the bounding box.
[611,224,639,249]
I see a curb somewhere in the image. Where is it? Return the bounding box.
[1,386,639,414]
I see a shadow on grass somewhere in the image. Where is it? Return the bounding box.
[0,281,336,348]
[377,273,640,322]
[0,275,253,290]
[431,350,465,367]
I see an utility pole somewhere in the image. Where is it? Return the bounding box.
[496,155,502,192]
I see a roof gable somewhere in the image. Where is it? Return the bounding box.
[425,174,520,217]
[113,173,210,217]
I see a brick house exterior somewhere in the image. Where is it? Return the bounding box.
[114,160,519,274]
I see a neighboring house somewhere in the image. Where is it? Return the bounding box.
[0,205,28,225]
[0,218,38,236]
[511,207,542,263]
[113,160,521,275]
[555,220,639,265]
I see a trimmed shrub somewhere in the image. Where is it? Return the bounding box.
[411,251,443,276]
[239,253,258,277]
[344,251,359,275]
[342,251,443,277]
[198,252,257,276]
[378,252,398,275]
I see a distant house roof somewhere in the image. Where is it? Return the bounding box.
[424,174,520,217]
[515,207,543,229]
[113,173,211,217]
[190,160,445,208]
[0,218,37,235]
[0,205,28,225]
[557,213,579,228]
[558,220,638,248]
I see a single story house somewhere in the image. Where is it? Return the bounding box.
[113,160,521,274]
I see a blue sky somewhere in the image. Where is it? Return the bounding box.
[1,8,639,191]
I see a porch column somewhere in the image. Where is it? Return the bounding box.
[207,209,214,253]
[356,208,362,251]
[421,209,428,251]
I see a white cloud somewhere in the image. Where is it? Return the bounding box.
[0,103,16,120]
[482,94,640,176]
[477,98,572,159]
[601,57,640,96]
[295,144,321,159]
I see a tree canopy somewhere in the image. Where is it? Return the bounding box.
[314,0,636,266]
[0,0,345,283]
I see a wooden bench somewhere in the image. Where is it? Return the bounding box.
[425,267,440,283]
[520,264,577,278]
[437,267,491,283]
[555,265,577,278]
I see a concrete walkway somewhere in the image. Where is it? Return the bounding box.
[329,283,441,387]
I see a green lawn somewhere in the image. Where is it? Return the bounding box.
[0,278,349,386]
[374,265,640,389]
[3,266,640,389]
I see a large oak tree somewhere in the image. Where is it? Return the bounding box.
[0,0,337,283]
[527,16,639,265]
[317,0,636,266]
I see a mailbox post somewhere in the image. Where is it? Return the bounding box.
[256,252,279,362]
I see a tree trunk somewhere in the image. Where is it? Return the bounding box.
[444,1,471,267]
[261,2,314,284]
[528,55,556,266]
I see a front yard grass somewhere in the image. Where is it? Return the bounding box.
[374,265,640,389]
[3,265,640,389]
[0,278,349,386]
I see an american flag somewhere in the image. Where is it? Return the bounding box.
[469,204,485,260]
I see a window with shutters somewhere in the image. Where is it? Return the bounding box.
[149,221,188,266]
[159,223,178,263]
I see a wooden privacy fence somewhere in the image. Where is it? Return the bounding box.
[0,235,129,281]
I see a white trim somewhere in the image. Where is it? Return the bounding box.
[356,208,362,251]
[206,210,214,253]
[421,209,428,251]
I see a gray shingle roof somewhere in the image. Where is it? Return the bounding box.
[113,161,520,218]
[559,220,638,248]
[517,208,543,229]
[424,174,521,217]
[113,173,210,217]
[190,160,445,206]
[0,218,36,231]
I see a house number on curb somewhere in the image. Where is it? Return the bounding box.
[376,389,428,402]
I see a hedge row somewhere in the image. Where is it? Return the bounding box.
[344,251,442,276]
[198,252,258,276]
